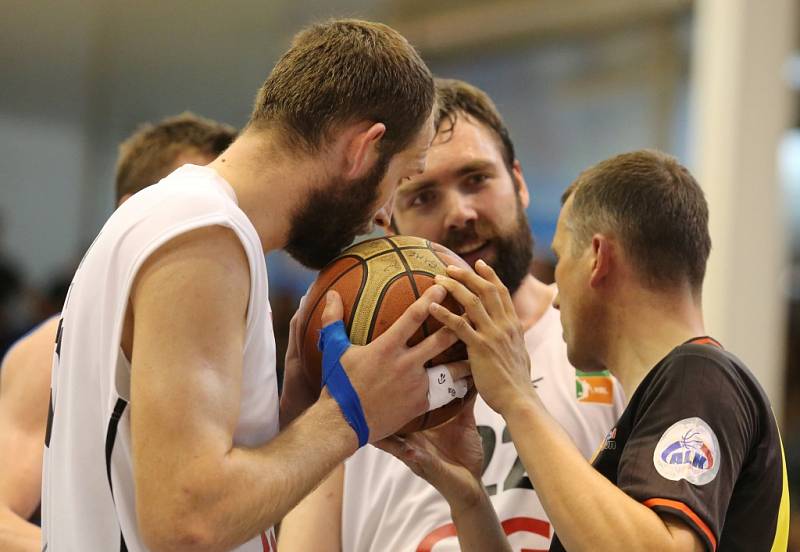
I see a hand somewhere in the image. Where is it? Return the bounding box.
[321,287,459,442]
[375,396,485,512]
[279,296,318,428]
[429,260,534,418]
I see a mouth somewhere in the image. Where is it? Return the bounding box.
[453,240,492,269]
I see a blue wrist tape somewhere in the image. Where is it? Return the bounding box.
[318,320,370,447]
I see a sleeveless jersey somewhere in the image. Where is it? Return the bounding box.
[342,304,625,552]
[41,165,279,551]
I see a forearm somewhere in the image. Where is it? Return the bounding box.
[278,464,343,552]
[449,490,512,552]
[140,396,357,551]
[503,395,685,552]
[0,508,40,552]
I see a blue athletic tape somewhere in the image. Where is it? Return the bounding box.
[318,320,369,447]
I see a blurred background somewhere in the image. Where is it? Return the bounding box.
[0,0,798,545]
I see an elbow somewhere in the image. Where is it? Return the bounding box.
[139,514,220,552]
[137,494,227,552]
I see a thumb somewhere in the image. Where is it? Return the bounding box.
[320,290,344,327]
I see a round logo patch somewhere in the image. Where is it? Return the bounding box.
[652,417,720,486]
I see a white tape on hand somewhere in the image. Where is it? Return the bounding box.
[426,365,469,411]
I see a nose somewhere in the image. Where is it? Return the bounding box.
[443,192,478,230]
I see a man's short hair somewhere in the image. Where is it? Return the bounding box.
[561,149,711,292]
[248,19,434,158]
[433,78,516,173]
[115,112,236,202]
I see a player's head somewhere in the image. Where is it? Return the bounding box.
[115,112,236,204]
[390,78,533,294]
[551,149,711,369]
[248,18,436,269]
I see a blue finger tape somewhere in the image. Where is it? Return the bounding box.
[318,320,369,447]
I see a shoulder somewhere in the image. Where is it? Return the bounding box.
[1,316,60,386]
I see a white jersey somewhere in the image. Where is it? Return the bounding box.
[42,165,279,551]
[342,304,625,552]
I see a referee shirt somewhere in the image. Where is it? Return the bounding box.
[551,337,790,551]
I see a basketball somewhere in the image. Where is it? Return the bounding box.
[298,235,475,434]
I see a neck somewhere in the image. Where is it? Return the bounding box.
[512,274,555,331]
[208,128,323,253]
[604,285,706,398]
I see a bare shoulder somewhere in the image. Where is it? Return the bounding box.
[132,224,251,304]
[0,315,59,426]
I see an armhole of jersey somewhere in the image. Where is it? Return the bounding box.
[108,213,254,400]
[642,498,716,551]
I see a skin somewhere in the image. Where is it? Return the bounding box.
[125,114,459,551]
[0,149,215,552]
[279,115,551,552]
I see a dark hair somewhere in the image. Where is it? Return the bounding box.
[561,149,711,291]
[115,112,236,201]
[433,78,516,172]
[249,19,435,158]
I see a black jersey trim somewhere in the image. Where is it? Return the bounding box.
[105,398,129,552]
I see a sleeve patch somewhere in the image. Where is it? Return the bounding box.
[653,417,720,485]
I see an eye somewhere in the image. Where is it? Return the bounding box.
[465,173,489,189]
[409,189,438,208]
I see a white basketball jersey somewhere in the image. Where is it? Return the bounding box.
[42,165,279,551]
[342,304,625,552]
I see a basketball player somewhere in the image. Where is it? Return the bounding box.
[0,112,236,552]
[41,19,454,552]
[414,151,790,550]
[279,79,625,551]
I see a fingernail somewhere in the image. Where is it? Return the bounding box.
[325,290,333,305]
[430,302,440,312]
[476,259,486,267]
[434,274,445,282]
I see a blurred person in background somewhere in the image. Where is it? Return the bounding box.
[279,78,625,552]
[0,112,236,552]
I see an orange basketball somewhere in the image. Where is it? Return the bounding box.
[298,235,474,434]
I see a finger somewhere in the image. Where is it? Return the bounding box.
[434,274,495,331]
[407,326,458,366]
[320,290,344,327]
[381,284,447,345]
[429,303,480,348]
[443,360,471,381]
[474,260,515,316]
[444,265,506,321]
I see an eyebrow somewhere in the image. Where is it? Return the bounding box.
[397,158,499,198]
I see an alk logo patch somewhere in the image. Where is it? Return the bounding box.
[653,417,720,486]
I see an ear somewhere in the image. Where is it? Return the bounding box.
[511,160,530,209]
[589,234,612,288]
[344,122,386,179]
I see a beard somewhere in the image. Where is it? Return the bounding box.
[440,196,533,295]
[285,154,390,270]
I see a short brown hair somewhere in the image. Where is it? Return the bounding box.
[562,150,711,291]
[249,19,434,158]
[434,78,516,172]
[115,112,236,201]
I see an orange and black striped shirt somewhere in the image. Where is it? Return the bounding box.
[550,337,789,551]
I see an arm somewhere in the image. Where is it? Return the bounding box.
[278,464,343,552]
[431,261,704,552]
[131,226,456,552]
[0,316,60,552]
[377,399,512,552]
